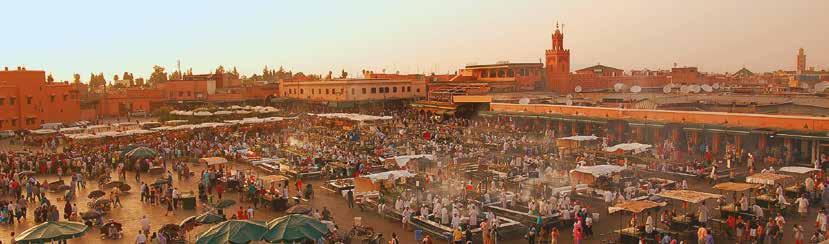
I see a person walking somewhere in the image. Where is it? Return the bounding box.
[346,189,354,209]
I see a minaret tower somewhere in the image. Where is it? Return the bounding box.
[545,22,571,93]
[797,48,806,74]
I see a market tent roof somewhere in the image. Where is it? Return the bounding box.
[657,190,722,204]
[59,127,84,133]
[263,214,330,243]
[558,135,599,141]
[360,170,416,183]
[779,166,820,174]
[213,110,233,115]
[200,157,228,166]
[385,154,435,167]
[604,142,652,153]
[194,111,213,116]
[608,200,667,214]
[311,113,393,122]
[30,129,57,135]
[746,172,793,185]
[195,220,267,244]
[14,221,89,244]
[713,182,760,192]
[569,164,627,177]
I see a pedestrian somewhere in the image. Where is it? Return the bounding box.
[140,215,150,237]
[136,230,147,244]
[164,198,174,216]
[346,189,354,209]
[793,224,804,244]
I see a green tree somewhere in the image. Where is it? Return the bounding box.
[148,65,168,85]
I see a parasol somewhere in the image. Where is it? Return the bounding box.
[88,190,106,199]
[195,220,268,244]
[80,211,102,220]
[14,221,90,244]
[125,147,158,159]
[263,214,330,243]
[195,212,226,224]
[212,199,236,209]
[285,204,312,215]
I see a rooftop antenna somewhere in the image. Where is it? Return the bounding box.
[177,59,181,74]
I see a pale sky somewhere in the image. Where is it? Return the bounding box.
[2,0,828,82]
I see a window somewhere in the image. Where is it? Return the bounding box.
[10,97,15,105]
[489,70,497,77]
[325,89,329,95]
[50,95,55,102]
[26,118,35,125]
[0,98,4,105]
[351,88,355,94]
[63,94,68,101]
[498,70,505,77]
[178,91,184,97]
[371,88,376,94]
[27,96,32,104]
[362,88,367,94]
[481,71,488,78]
[11,120,16,126]
[300,89,304,94]
[340,88,344,94]
[393,87,397,93]
[0,120,3,128]
[507,69,514,77]
[416,88,421,93]
[407,86,411,92]
[187,91,192,96]
[311,89,314,94]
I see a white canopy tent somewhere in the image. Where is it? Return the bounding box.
[604,143,652,154]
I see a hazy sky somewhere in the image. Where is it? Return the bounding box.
[2,0,828,82]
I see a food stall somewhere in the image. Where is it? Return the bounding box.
[257,174,290,211]
[778,166,819,198]
[569,164,628,189]
[657,190,722,232]
[745,172,793,209]
[556,135,601,157]
[609,200,669,244]
[199,157,228,170]
[712,182,761,219]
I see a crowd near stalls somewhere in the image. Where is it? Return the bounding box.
[5,102,829,244]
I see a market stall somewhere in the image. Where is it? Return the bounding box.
[745,172,793,209]
[609,200,669,244]
[657,190,722,232]
[712,182,761,219]
[568,164,627,188]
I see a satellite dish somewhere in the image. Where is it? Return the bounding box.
[712,83,720,89]
[519,97,530,104]
[689,85,701,93]
[662,85,672,94]
[574,85,582,93]
[680,85,690,93]
[630,85,642,93]
[701,84,713,92]
[613,83,625,92]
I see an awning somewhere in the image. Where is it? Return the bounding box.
[745,172,792,185]
[712,182,760,192]
[778,166,819,175]
[657,190,722,204]
[608,200,667,214]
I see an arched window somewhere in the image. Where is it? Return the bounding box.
[498,70,505,77]
[507,69,515,77]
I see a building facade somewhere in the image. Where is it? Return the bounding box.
[545,23,570,92]
[0,67,82,130]
[279,79,426,102]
